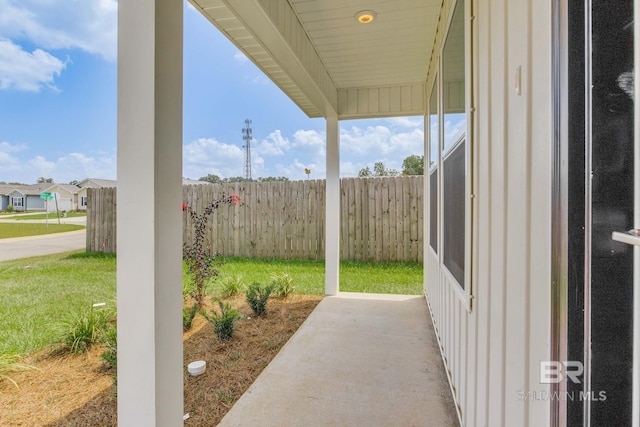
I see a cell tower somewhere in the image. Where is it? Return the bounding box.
[242,119,252,180]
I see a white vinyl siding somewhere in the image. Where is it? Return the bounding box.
[424,0,553,425]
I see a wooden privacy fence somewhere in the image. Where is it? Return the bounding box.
[86,187,117,253]
[86,176,423,262]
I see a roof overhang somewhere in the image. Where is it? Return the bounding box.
[189,0,441,120]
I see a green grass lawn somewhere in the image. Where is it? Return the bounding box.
[1,252,422,356]
[213,257,423,295]
[0,223,85,239]
[12,212,86,220]
[0,252,116,355]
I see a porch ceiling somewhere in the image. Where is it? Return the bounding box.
[189,0,441,119]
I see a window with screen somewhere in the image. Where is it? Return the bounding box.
[442,0,466,155]
[443,142,465,287]
[441,0,467,290]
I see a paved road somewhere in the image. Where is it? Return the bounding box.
[0,216,87,226]
[0,230,86,262]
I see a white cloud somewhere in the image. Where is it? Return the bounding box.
[443,115,466,148]
[274,159,324,180]
[0,151,20,171]
[0,0,117,61]
[386,116,423,128]
[182,137,250,179]
[389,128,424,151]
[255,130,291,156]
[339,161,362,178]
[293,129,324,147]
[0,141,117,183]
[0,141,26,176]
[23,152,116,183]
[28,155,56,175]
[0,38,67,91]
[56,152,115,180]
[0,0,117,91]
[340,124,423,157]
[340,125,391,155]
[292,129,325,157]
[0,141,27,153]
[240,121,423,179]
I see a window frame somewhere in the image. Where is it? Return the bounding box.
[428,74,440,255]
[11,196,24,208]
[436,0,474,311]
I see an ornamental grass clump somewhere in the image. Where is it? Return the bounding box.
[220,275,244,298]
[182,194,241,307]
[245,282,274,316]
[202,300,243,341]
[270,272,295,298]
[58,307,111,354]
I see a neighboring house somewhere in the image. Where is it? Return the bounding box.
[67,178,117,211]
[0,185,14,210]
[43,184,82,211]
[0,179,118,212]
[1,183,52,212]
[77,178,118,189]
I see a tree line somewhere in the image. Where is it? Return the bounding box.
[196,154,425,183]
[197,175,290,184]
[358,154,424,177]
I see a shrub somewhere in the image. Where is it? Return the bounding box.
[271,272,295,298]
[245,282,274,316]
[6,205,13,213]
[183,301,199,331]
[0,354,38,389]
[183,194,241,306]
[59,308,110,354]
[202,300,243,341]
[101,324,117,369]
[220,275,244,298]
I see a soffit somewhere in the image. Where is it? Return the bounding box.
[190,0,442,119]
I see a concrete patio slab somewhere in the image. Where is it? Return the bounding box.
[218,292,459,427]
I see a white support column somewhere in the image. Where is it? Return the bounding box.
[117,1,183,425]
[325,116,340,295]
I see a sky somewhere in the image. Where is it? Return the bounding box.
[0,0,425,184]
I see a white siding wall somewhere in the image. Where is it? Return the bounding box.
[425,0,553,425]
[337,83,426,119]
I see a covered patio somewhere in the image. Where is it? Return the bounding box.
[116,1,444,424]
[114,0,601,425]
[219,293,458,426]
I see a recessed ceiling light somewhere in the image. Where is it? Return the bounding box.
[355,10,377,24]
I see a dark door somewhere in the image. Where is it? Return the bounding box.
[567,1,635,426]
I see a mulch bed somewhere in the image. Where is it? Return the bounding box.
[0,294,322,426]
